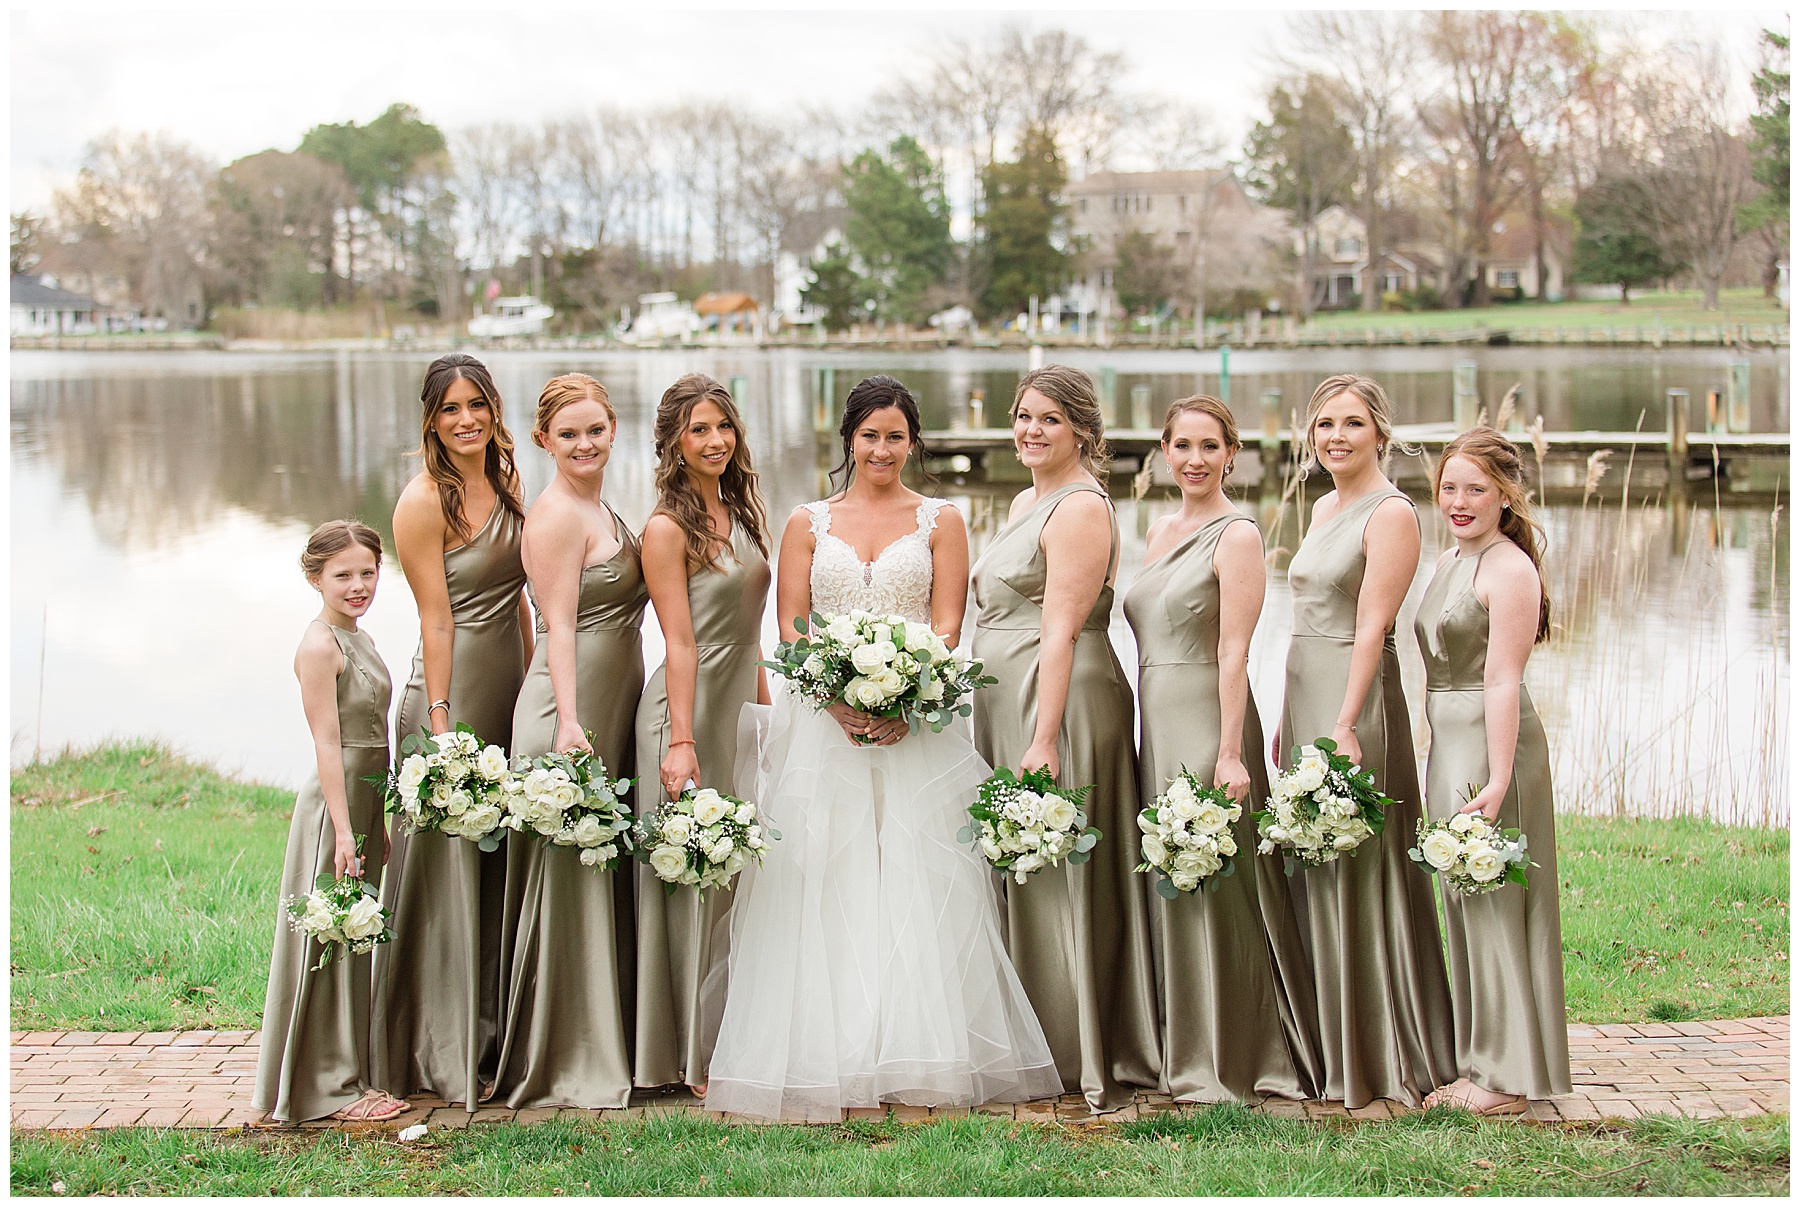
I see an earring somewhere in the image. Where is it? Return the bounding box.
[1378,444,1387,457]
[1225,462,1235,476]
[678,454,686,466]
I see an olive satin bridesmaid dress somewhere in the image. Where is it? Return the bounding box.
[971,481,1160,1114]
[632,523,770,1089]
[1414,545,1570,1100]
[1123,512,1322,1103]
[1279,486,1456,1108]
[492,508,648,1109]
[372,500,529,1108]
[253,622,392,1122]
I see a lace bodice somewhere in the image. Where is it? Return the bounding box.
[807,497,946,623]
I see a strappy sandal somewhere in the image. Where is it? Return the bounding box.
[329,1090,408,1123]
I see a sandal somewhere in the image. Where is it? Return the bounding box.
[1437,1082,1526,1116]
[329,1090,408,1123]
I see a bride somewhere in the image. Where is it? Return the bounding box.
[704,375,1061,1122]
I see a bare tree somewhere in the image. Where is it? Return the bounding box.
[455,123,527,282]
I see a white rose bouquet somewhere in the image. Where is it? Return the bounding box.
[1135,767,1241,898]
[763,610,997,739]
[958,766,1100,885]
[1407,787,1532,895]
[283,865,392,971]
[638,784,774,898]
[1255,738,1390,870]
[501,742,635,872]
[378,723,509,850]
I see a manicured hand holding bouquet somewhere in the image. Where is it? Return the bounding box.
[382,723,509,849]
[640,784,772,897]
[1408,788,1532,894]
[1255,738,1389,870]
[764,610,996,738]
[502,742,635,871]
[1136,767,1240,897]
[959,766,1100,884]
[284,858,392,971]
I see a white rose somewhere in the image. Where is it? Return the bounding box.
[917,674,945,702]
[397,755,428,800]
[848,677,888,709]
[301,893,337,934]
[1171,796,1202,822]
[873,668,904,694]
[1333,831,1364,850]
[734,802,756,825]
[341,894,386,941]
[442,789,473,817]
[649,845,689,881]
[460,801,502,836]
[1257,838,1276,855]
[678,868,701,886]
[1012,851,1045,874]
[826,615,859,644]
[548,781,579,811]
[1463,841,1503,882]
[1018,829,1042,849]
[903,621,935,652]
[1448,811,1480,835]
[1141,834,1170,868]
[661,813,695,845]
[850,642,887,675]
[1040,795,1077,832]
[979,836,1003,861]
[523,768,557,798]
[1137,810,1159,836]
[570,815,606,847]
[1192,800,1230,835]
[705,836,735,863]
[1172,871,1201,893]
[1419,829,1462,871]
[724,848,750,874]
[802,653,826,678]
[477,746,508,781]
[691,789,730,826]
[578,845,605,866]
[1218,833,1238,858]
[441,758,471,785]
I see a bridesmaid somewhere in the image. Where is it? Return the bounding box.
[1122,397,1321,1103]
[1417,429,1569,1115]
[633,373,771,1094]
[254,521,406,1124]
[971,364,1159,1114]
[492,374,645,1109]
[373,353,532,1110]
[1277,372,1455,1109]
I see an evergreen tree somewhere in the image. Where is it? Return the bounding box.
[976,126,1067,322]
[1243,76,1356,318]
[800,241,860,332]
[841,136,955,325]
[1573,173,1681,303]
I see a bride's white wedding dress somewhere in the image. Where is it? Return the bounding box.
[704,496,1061,1122]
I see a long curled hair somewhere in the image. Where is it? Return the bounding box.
[650,373,769,573]
[1299,373,1418,477]
[415,353,523,545]
[1013,364,1111,481]
[829,375,933,494]
[1435,427,1552,643]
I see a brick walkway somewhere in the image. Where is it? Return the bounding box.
[10,1018,1787,1131]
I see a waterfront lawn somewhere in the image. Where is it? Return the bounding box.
[1302,287,1785,334]
[9,1109,1789,1196]
[8,743,1791,1032]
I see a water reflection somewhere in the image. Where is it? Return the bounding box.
[10,351,1786,825]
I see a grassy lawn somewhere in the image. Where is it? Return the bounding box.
[1302,287,1786,333]
[10,743,1789,1032]
[9,1108,1790,1196]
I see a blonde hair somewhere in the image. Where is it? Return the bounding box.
[1013,364,1110,480]
[1300,373,1416,476]
[1161,395,1240,450]
[301,520,383,580]
[1435,428,1552,643]
[533,373,615,443]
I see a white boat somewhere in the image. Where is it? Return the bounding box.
[468,296,554,337]
[619,292,702,343]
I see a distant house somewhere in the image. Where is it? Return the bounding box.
[1067,169,1269,316]
[1298,206,1445,308]
[694,291,760,334]
[10,273,134,335]
[1482,215,1570,302]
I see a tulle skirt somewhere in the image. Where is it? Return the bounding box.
[703,692,1062,1122]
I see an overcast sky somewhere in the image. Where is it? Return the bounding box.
[9,3,1785,214]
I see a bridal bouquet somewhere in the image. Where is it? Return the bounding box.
[284,869,391,971]
[1408,792,1532,895]
[1255,738,1389,870]
[382,724,509,850]
[959,766,1100,884]
[501,743,635,871]
[639,785,772,897]
[1136,768,1240,898]
[764,610,996,737]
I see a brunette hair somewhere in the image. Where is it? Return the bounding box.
[1435,427,1552,643]
[415,353,524,544]
[300,519,383,579]
[829,375,933,494]
[1299,372,1417,477]
[1013,364,1110,480]
[650,373,770,573]
[1161,394,1241,451]
[533,373,616,443]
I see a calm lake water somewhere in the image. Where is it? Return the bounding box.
[10,348,1788,825]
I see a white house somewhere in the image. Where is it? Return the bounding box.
[11,274,110,335]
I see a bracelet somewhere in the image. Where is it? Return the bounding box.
[1335,722,1357,733]
[428,700,451,717]
[668,738,697,748]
